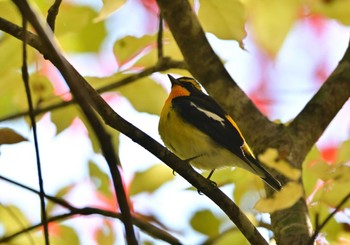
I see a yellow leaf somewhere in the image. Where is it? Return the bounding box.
[55,5,106,52]
[0,128,27,145]
[117,77,167,115]
[51,105,80,134]
[254,182,303,212]
[94,0,126,22]
[337,139,350,164]
[130,164,174,195]
[259,148,301,181]
[320,181,350,209]
[198,0,247,44]
[135,31,184,67]
[246,0,300,56]
[190,209,221,237]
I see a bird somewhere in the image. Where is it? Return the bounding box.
[158,74,282,191]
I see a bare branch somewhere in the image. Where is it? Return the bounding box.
[21,16,50,245]
[157,13,164,59]
[46,0,62,32]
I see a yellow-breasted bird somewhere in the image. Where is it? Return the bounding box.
[159,75,282,191]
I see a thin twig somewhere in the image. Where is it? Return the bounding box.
[307,191,350,245]
[157,12,164,59]
[21,16,50,245]
[46,0,62,32]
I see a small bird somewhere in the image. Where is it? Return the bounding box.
[159,75,282,191]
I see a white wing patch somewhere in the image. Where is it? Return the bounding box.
[190,102,226,126]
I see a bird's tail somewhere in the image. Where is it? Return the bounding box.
[242,146,282,191]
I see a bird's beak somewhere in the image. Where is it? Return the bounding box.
[167,74,181,87]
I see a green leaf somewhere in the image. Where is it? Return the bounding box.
[0,128,27,145]
[321,181,350,209]
[12,73,55,114]
[129,164,174,195]
[0,204,30,234]
[113,35,156,67]
[190,209,221,237]
[96,221,116,245]
[51,105,80,134]
[94,0,126,22]
[0,1,21,26]
[214,229,249,245]
[118,77,168,115]
[247,0,300,56]
[55,5,106,52]
[88,161,113,199]
[136,31,183,67]
[198,0,246,43]
[302,147,322,196]
[230,168,262,205]
[337,139,350,164]
[51,225,80,245]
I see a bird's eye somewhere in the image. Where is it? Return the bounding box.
[187,82,197,90]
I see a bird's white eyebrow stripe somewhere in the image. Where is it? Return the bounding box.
[190,102,225,126]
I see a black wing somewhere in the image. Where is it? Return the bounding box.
[172,94,245,160]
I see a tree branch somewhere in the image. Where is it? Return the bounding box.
[289,38,350,159]
[157,13,164,59]
[46,0,62,32]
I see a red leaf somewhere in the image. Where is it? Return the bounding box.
[321,146,338,164]
[140,0,159,15]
